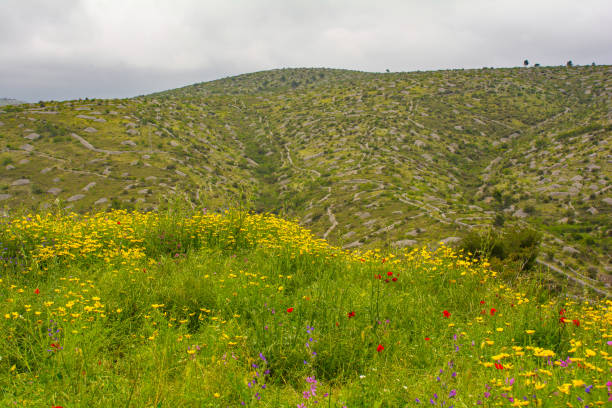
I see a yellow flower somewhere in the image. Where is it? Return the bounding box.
[213,393,220,398]
[525,330,535,335]
[557,383,571,395]
[572,379,585,387]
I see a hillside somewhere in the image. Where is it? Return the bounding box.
[0,66,611,292]
[1,210,610,407]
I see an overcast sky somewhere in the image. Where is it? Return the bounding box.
[1,0,610,102]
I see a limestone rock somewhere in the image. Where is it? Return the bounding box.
[67,194,85,202]
[392,239,417,248]
[12,179,30,186]
[82,182,96,192]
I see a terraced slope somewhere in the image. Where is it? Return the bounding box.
[0,66,610,289]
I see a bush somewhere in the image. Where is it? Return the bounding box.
[459,226,542,276]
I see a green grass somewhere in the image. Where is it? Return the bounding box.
[0,209,610,407]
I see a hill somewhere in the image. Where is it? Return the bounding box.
[0,66,610,292]
[0,98,25,107]
[0,209,610,406]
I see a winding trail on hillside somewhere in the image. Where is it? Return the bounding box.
[71,133,130,155]
[284,144,321,177]
[71,133,170,156]
[398,193,451,225]
[323,204,338,240]
[536,259,610,297]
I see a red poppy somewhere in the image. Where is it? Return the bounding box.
[387,271,393,276]
[572,319,580,327]
[381,258,386,264]
[480,300,485,305]
[490,308,497,316]
[377,344,384,352]
[348,311,355,318]
[52,406,63,408]
[375,274,382,279]
[117,221,121,225]
[559,317,567,324]
[443,310,451,318]
[34,288,40,294]
[559,308,566,316]
[480,310,486,314]
[425,337,430,341]
[494,363,504,370]
[392,277,398,282]
[286,307,294,313]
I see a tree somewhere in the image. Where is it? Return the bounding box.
[523,59,529,67]
[566,60,573,67]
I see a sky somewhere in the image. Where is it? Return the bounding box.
[1,0,611,102]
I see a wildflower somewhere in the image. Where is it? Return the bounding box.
[572,319,580,327]
[377,344,384,352]
[449,389,457,398]
[480,300,485,304]
[34,288,40,294]
[387,271,393,276]
[348,311,355,318]
[287,307,294,313]
[443,310,451,318]
[425,337,430,341]
[490,308,497,316]
[495,363,504,370]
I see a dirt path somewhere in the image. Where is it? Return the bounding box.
[536,259,610,297]
[284,144,321,177]
[323,205,338,240]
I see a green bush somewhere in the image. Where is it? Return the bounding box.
[459,226,542,276]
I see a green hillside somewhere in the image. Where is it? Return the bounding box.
[0,66,610,293]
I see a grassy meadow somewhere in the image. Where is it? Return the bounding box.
[0,208,610,407]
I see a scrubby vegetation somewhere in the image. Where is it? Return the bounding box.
[1,209,610,407]
[0,65,610,295]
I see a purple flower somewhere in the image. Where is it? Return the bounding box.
[259,352,266,362]
[449,389,457,398]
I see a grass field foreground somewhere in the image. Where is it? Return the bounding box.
[0,209,610,407]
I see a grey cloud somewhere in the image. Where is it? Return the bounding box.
[1,0,610,102]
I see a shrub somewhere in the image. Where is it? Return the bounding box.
[459,226,542,276]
